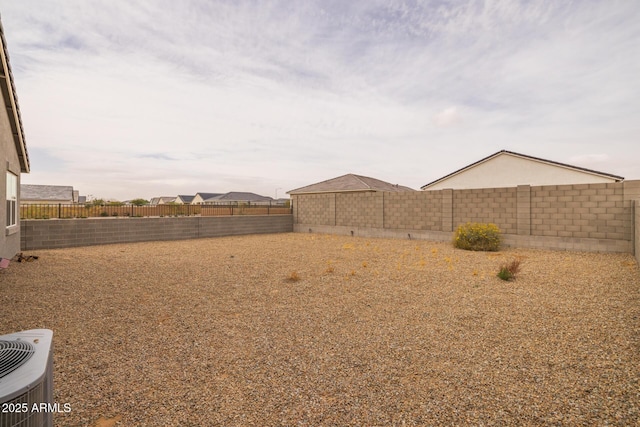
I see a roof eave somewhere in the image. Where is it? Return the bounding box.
[0,21,29,173]
[288,189,379,195]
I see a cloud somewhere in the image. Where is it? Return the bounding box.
[432,107,462,127]
[1,0,638,199]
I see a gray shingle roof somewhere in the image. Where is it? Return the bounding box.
[177,195,195,203]
[287,174,415,195]
[21,184,74,201]
[195,193,223,200]
[204,192,272,202]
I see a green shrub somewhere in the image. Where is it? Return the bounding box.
[497,258,521,281]
[453,222,502,251]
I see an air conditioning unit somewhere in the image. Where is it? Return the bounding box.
[0,329,54,427]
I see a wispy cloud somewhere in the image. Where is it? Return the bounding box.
[1,0,638,199]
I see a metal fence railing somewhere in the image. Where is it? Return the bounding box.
[20,202,292,219]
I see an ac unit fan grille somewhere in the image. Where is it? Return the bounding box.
[0,340,35,379]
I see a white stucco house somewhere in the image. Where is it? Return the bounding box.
[1,20,29,260]
[421,150,623,190]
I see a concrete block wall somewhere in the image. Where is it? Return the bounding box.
[336,192,383,228]
[453,187,517,234]
[293,180,640,254]
[383,191,441,230]
[21,215,293,250]
[292,193,335,226]
[531,183,630,240]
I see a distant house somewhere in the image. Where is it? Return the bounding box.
[192,193,223,205]
[421,150,624,190]
[74,190,86,204]
[149,196,176,205]
[1,19,30,260]
[288,173,415,195]
[203,192,273,205]
[175,195,195,204]
[20,184,78,204]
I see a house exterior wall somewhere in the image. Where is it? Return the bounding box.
[425,154,618,190]
[0,95,21,259]
[293,180,640,254]
[191,194,206,204]
[635,200,640,265]
[21,198,73,205]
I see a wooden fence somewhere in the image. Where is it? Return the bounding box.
[20,203,291,219]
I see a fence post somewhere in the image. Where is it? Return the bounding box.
[516,185,531,236]
[441,189,453,232]
[58,203,61,219]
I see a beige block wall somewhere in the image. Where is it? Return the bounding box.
[383,191,441,230]
[336,192,383,228]
[453,187,517,234]
[531,183,630,240]
[292,193,335,226]
[293,180,640,254]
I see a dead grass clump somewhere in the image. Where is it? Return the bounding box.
[287,271,301,282]
[497,258,521,281]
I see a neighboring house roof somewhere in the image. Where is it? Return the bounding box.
[0,20,29,172]
[288,173,415,195]
[21,184,74,201]
[195,192,223,200]
[177,195,195,204]
[205,192,273,203]
[421,150,625,190]
[150,196,176,205]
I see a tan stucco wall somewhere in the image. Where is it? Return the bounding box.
[0,94,21,259]
[425,154,619,190]
[636,200,640,265]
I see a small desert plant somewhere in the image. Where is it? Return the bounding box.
[453,222,502,251]
[287,271,301,282]
[497,259,521,281]
[325,261,335,273]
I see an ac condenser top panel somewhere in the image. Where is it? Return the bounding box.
[0,329,54,403]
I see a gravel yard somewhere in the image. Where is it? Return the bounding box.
[1,232,639,426]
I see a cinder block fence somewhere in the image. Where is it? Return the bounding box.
[16,181,640,259]
[21,215,293,250]
[292,180,640,254]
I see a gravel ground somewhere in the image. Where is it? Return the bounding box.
[1,232,639,426]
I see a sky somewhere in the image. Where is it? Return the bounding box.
[1,0,638,201]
